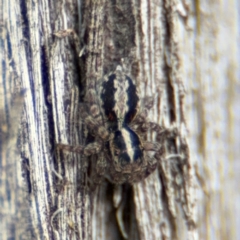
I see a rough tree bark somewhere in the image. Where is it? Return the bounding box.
[0,0,239,240]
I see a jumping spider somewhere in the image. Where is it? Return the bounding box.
[57,65,178,184]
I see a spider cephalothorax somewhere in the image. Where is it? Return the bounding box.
[58,65,170,184]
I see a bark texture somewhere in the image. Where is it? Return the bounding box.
[0,0,239,240]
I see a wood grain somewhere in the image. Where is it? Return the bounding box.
[0,0,239,240]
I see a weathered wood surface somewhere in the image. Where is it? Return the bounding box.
[0,0,239,240]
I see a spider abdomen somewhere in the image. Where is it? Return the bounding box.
[100,67,139,128]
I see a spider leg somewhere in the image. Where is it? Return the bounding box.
[85,151,108,187]
[143,141,161,151]
[80,103,110,141]
[132,96,154,124]
[131,95,178,140]
[95,152,107,176]
[57,140,108,187]
[130,96,169,139]
[57,141,102,156]
[135,119,179,144]
[141,125,181,175]
[142,154,158,179]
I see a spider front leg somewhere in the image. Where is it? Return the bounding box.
[139,125,180,181]
[132,95,177,137]
[57,140,108,186]
[57,141,102,156]
[139,143,162,180]
[132,96,155,125]
[150,130,191,221]
[90,151,109,184]
[81,103,110,141]
[133,118,174,149]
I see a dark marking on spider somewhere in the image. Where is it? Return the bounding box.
[101,69,139,126]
